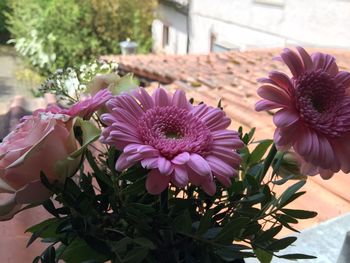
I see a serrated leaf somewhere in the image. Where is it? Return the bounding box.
[266,236,297,251]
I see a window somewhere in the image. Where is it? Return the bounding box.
[162,24,169,48]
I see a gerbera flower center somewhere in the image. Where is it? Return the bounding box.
[295,70,349,136]
[295,71,341,113]
[137,106,213,159]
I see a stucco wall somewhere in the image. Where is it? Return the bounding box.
[189,0,350,53]
[152,3,188,54]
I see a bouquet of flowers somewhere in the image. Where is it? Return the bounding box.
[1,47,348,263]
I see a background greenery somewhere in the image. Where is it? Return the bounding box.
[3,0,157,75]
[0,0,10,43]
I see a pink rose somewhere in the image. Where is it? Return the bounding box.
[0,112,79,220]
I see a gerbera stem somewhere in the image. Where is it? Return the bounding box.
[258,143,277,182]
[160,189,169,213]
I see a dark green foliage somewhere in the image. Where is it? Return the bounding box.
[27,128,317,263]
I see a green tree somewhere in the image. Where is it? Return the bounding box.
[6,0,157,74]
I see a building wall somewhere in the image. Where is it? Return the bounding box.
[189,0,350,53]
[152,3,188,54]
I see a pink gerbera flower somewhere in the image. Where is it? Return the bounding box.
[33,89,112,120]
[62,89,112,120]
[100,88,243,195]
[256,47,350,179]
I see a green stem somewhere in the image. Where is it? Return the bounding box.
[160,189,169,214]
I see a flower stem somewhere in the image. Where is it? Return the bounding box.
[160,189,169,214]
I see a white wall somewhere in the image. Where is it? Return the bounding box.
[189,0,350,53]
[152,3,188,54]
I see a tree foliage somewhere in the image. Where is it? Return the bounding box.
[5,0,157,74]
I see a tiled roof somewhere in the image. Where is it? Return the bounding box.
[103,48,350,233]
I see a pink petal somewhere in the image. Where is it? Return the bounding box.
[311,53,338,76]
[132,88,154,110]
[187,154,212,177]
[335,71,350,87]
[294,126,313,156]
[115,152,135,171]
[257,85,291,107]
[280,48,304,78]
[15,180,51,204]
[319,168,335,180]
[190,104,208,119]
[273,109,299,128]
[153,88,171,107]
[171,152,190,165]
[146,169,170,195]
[0,195,21,221]
[141,158,159,169]
[137,145,159,157]
[255,100,283,112]
[201,181,216,196]
[158,157,173,175]
[296,46,313,71]
[171,165,189,187]
[172,89,191,110]
[268,71,294,95]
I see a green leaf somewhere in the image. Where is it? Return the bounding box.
[250,140,273,165]
[281,209,318,219]
[174,210,192,234]
[255,248,273,263]
[133,238,155,249]
[216,247,255,261]
[42,245,56,263]
[42,199,59,218]
[255,225,282,243]
[61,238,108,263]
[240,192,266,205]
[278,253,317,259]
[272,174,297,185]
[197,209,214,235]
[123,247,149,263]
[214,217,250,244]
[266,236,297,251]
[278,181,306,208]
[121,177,146,195]
[111,73,139,95]
[70,118,101,158]
[26,218,62,247]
